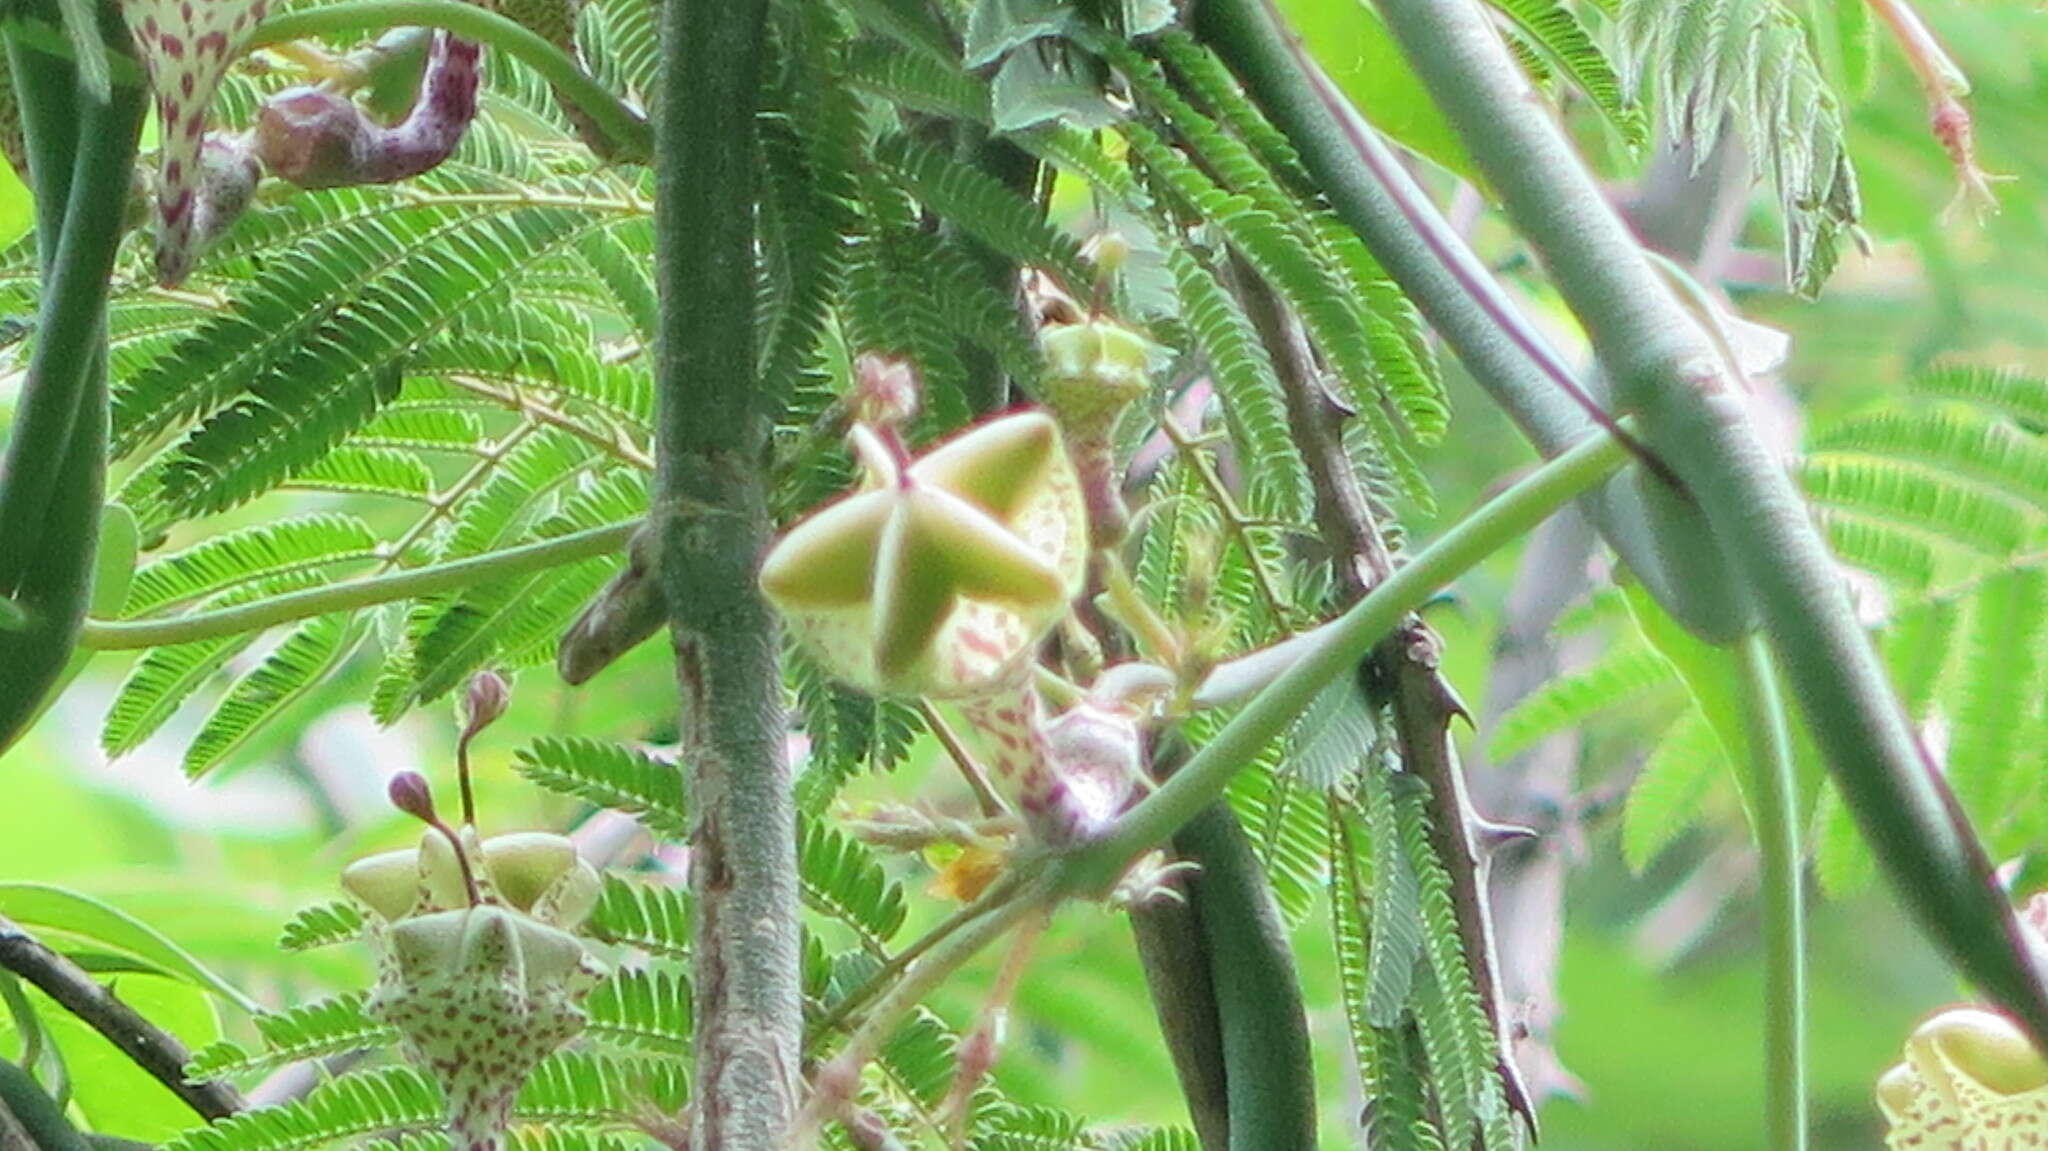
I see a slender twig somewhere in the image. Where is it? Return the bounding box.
[1366,0,2048,1046]
[1158,411,1296,628]
[1864,0,2002,217]
[806,872,1028,1042]
[1927,546,2048,605]
[1734,636,1808,1151]
[919,702,1009,819]
[1055,428,1631,895]
[797,878,1057,1143]
[246,0,651,158]
[79,518,637,650]
[443,374,656,471]
[1243,259,1532,1124]
[0,914,244,1120]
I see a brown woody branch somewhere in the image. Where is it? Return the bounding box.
[0,914,244,1121]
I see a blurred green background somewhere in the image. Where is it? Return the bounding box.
[3,2,2046,1147]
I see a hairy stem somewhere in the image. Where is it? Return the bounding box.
[0,915,243,1120]
[78,519,636,650]
[1369,0,2048,1045]
[653,2,800,1148]
[247,0,649,158]
[1734,636,1807,1151]
[1055,428,1630,895]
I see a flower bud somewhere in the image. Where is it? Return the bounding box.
[340,848,422,922]
[1878,1005,2048,1147]
[480,831,576,912]
[1081,230,1130,277]
[388,771,439,824]
[256,87,369,189]
[1907,1007,2048,1097]
[1036,700,1145,841]
[853,353,921,432]
[256,32,480,190]
[464,670,511,734]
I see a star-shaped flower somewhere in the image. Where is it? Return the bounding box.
[118,0,272,284]
[1878,1007,2048,1150]
[760,411,1087,700]
[342,828,606,1150]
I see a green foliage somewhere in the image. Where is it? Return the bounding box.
[513,737,687,837]
[1507,366,2048,882]
[1615,0,1861,294]
[13,0,2007,1148]
[1484,0,1645,146]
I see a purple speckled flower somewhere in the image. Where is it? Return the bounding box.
[117,0,272,284]
[256,31,481,189]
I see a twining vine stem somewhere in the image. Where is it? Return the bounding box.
[1054,427,1630,896]
[809,430,1633,1134]
[1190,0,1746,644]
[1734,636,1808,1151]
[1369,0,2048,1044]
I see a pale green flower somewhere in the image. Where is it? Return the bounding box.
[760,411,1087,700]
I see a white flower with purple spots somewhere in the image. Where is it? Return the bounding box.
[342,829,606,1150]
[118,0,271,284]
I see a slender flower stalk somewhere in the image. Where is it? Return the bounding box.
[1734,638,1808,1151]
[1864,0,2004,215]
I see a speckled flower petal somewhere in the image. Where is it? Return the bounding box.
[119,0,270,284]
[759,491,892,610]
[1880,1008,2048,1150]
[376,907,601,1151]
[339,848,420,922]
